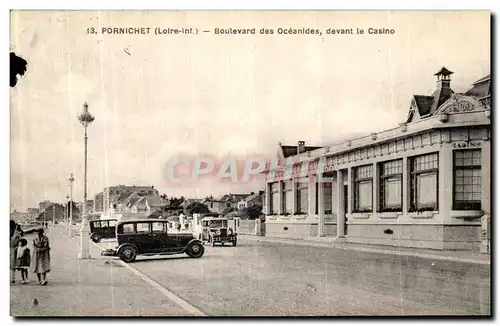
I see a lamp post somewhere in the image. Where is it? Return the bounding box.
[65,195,69,229]
[69,173,75,237]
[77,102,95,259]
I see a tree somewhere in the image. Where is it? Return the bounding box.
[222,206,236,215]
[184,202,210,215]
[243,205,263,220]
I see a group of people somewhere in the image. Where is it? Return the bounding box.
[10,220,51,285]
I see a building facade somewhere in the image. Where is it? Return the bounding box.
[264,69,491,251]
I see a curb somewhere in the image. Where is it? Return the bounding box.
[245,236,490,265]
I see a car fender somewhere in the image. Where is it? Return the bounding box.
[117,243,139,254]
[184,239,203,250]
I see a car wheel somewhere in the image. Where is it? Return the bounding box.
[119,245,137,263]
[187,243,205,258]
[91,233,101,243]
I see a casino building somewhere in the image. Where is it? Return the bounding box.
[263,68,491,251]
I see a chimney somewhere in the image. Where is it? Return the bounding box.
[431,67,454,114]
[297,141,306,155]
[434,67,453,90]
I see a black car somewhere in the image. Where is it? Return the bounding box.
[89,219,118,243]
[101,219,205,263]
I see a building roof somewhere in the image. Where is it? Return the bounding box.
[117,191,134,203]
[465,74,490,98]
[472,74,490,85]
[434,67,454,77]
[145,195,168,207]
[413,95,435,117]
[202,198,220,203]
[219,194,249,203]
[243,192,263,202]
[280,145,322,158]
[124,192,142,207]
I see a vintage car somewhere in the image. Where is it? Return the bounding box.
[89,219,118,243]
[195,217,237,247]
[101,219,205,263]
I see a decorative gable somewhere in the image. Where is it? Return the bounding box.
[436,94,483,115]
[406,98,421,123]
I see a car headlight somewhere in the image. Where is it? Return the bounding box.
[215,230,220,236]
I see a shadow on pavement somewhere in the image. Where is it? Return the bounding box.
[132,255,192,263]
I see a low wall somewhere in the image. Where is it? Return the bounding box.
[236,219,264,236]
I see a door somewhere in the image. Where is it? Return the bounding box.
[134,222,156,253]
[107,220,117,238]
[343,185,348,236]
[151,221,177,252]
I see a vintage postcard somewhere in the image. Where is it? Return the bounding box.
[9,10,491,317]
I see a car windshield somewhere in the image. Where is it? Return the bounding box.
[206,220,227,228]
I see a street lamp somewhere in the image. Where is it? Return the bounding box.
[65,195,69,229]
[69,173,75,237]
[77,102,94,259]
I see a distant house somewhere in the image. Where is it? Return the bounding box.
[202,197,226,214]
[130,195,169,217]
[237,191,265,210]
[219,193,252,210]
[202,193,252,214]
[97,185,159,213]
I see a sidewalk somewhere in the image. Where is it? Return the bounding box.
[242,235,491,265]
[10,226,194,317]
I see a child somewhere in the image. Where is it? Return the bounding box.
[16,238,31,284]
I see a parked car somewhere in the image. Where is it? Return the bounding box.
[194,217,237,247]
[101,219,205,263]
[89,219,118,243]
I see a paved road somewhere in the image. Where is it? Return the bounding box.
[97,237,491,316]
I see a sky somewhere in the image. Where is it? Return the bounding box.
[9,10,490,211]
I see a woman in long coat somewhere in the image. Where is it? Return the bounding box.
[32,227,51,286]
[10,220,21,283]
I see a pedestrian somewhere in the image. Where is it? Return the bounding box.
[10,220,21,283]
[16,224,24,237]
[16,238,31,284]
[32,227,51,286]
